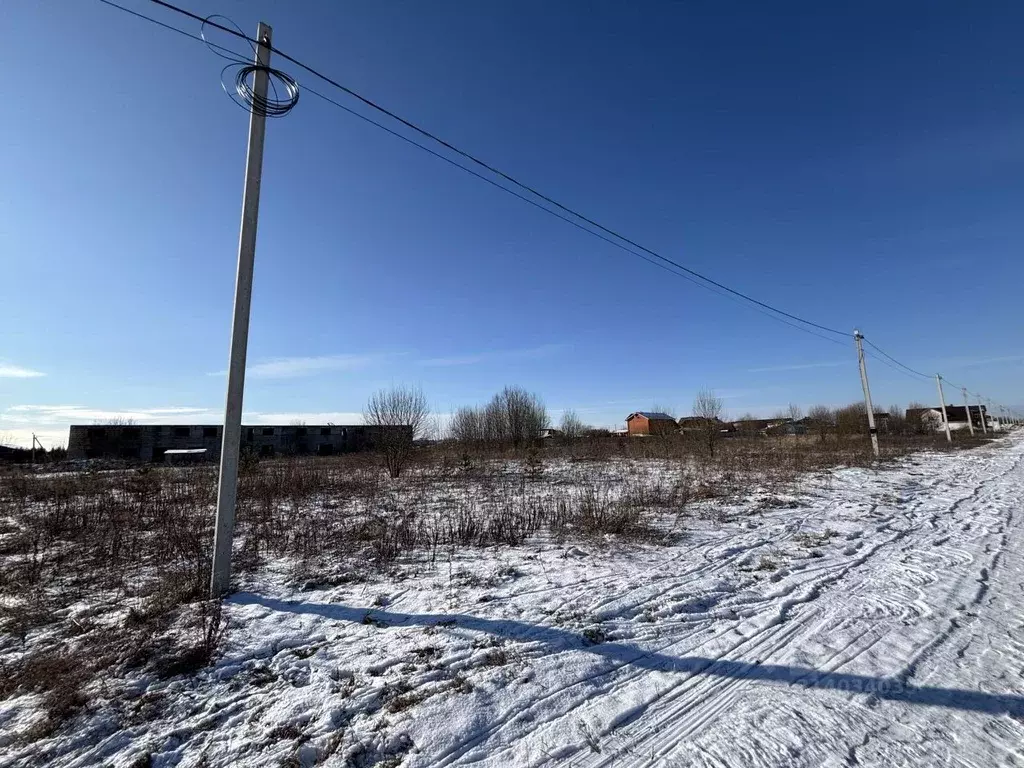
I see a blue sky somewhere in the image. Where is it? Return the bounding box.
[2,0,1023,447]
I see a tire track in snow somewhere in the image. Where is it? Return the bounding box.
[445,515,911,763]
[583,446,1024,767]
[432,441,1023,767]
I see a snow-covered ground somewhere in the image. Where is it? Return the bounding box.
[4,434,1024,767]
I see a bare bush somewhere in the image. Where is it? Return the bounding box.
[495,386,548,448]
[806,405,835,443]
[364,386,429,478]
[692,388,724,457]
[835,401,867,437]
[560,410,585,442]
[449,406,484,443]
[450,386,548,450]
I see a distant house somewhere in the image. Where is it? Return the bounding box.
[0,444,34,463]
[766,420,808,436]
[626,412,677,436]
[729,418,788,435]
[539,428,562,439]
[678,416,728,434]
[906,405,986,432]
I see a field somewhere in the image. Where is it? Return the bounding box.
[0,430,1018,767]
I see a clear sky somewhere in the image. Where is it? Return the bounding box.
[2,0,1022,447]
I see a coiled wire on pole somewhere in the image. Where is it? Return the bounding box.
[222,62,299,117]
[201,14,299,118]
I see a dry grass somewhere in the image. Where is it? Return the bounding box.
[0,427,995,745]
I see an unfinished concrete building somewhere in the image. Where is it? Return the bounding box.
[67,423,409,462]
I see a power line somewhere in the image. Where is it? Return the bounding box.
[298,83,854,348]
[862,338,932,381]
[862,349,927,382]
[94,0,1013,407]
[136,0,850,340]
[97,0,243,59]
[95,0,854,347]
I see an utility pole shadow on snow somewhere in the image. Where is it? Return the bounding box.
[232,594,1024,718]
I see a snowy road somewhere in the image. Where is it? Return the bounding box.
[19,435,1024,767]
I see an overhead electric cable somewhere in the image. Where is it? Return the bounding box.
[132,0,851,339]
[862,338,932,380]
[96,0,853,347]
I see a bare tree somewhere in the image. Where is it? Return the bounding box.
[905,401,932,435]
[693,388,724,456]
[787,403,803,422]
[807,405,835,443]
[482,398,507,444]
[835,401,867,437]
[451,387,548,449]
[492,386,548,448]
[363,385,429,478]
[884,403,907,436]
[421,413,443,442]
[450,406,485,443]
[560,409,585,442]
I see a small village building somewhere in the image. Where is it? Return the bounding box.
[906,405,987,432]
[626,412,677,436]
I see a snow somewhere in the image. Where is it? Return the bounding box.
[4,434,1024,766]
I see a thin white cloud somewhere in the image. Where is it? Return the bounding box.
[747,361,850,373]
[208,354,384,379]
[8,404,85,412]
[419,344,566,368]
[3,405,219,425]
[243,411,365,425]
[1,405,222,449]
[0,363,46,378]
[1,406,384,447]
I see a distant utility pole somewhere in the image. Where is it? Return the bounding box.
[977,394,988,435]
[853,330,879,457]
[211,22,273,599]
[961,387,975,437]
[935,375,952,444]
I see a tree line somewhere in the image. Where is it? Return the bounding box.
[361,383,974,478]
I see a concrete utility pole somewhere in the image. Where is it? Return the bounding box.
[977,394,988,435]
[961,387,975,437]
[211,22,273,599]
[853,330,880,457]
[935,375,953,444]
